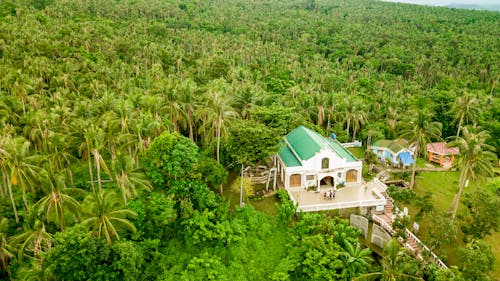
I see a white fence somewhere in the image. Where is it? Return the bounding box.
[405,228,448,269]
[288,195,386,212]
[373,178,388,192]
[372,215,396,235]
[341,140,362,148]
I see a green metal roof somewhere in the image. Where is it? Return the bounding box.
[278,126,359,167]
[285,126,324,160]
[278,143,301,167]
[326,139,358,162]
[372,139,408,153]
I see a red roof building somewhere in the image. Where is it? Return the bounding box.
[426,142,459,167]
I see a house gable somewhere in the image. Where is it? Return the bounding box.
[278,126,358,169]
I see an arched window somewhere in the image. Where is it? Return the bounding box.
[321,158,329,169]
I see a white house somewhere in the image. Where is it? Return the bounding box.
[275,126,362,191]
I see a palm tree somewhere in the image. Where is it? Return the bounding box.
[400,109,442,189]
[9,219,53,263]
[343,97,367,141]
[351,109,368,142]
[34,170,84,230]
[198,79,239,164]
[81,190,137,244]
[339,240,373,280]
[2,136,45,220]
[46,133,77,187]
[450,93,479,138]
[173,78,199,141]
[75,122,112,193]
[449,127,496,218]
[354,240,423,281]
[111,153,152,205]
[0,218,13,275]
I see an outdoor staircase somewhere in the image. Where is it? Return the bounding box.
[373,190,447,268]
[378,191,394,229]
[405,233,422,256]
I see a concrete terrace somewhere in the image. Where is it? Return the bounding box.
[288,181,387,212]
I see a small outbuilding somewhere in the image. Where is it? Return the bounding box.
[426,142,459,168]
[369,139,414,167]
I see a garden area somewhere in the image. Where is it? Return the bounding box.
[333,147,499,279]
[388,171,500,279]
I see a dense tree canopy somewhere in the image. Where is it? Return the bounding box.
[0,0,498,279]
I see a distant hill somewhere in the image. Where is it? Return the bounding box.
[445,3,500,11]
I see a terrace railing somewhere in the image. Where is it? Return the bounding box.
[404,228,448,269]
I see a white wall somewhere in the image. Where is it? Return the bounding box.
[279,147,363,189]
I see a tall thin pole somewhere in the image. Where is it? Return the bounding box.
[240,163,244,207]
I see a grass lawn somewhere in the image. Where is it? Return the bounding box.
[348,147,365,159]
[409,172,500,279]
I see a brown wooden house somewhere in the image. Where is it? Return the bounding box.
[426,142,459,168]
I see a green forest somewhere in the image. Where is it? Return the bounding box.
[0,0,499,280]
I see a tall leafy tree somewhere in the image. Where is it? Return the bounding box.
[198,79,239,164]
[34,170,84,230]
[450,93,479,138]
[111,153,152,205]
[226,120,281,206]
[81,190,137,244]
[400,109,442,189]
[355,239,424,281]
[449,127,496,218]
[339,240,373,281]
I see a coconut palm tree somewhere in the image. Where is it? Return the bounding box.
[111,153,152,205]
[34,170,84,230]
[400,109,442,189]
[339,240,373,280]
[81,190,137,244]
[449,126,496,218]
[343,97,367,141]
[173,78,199,141]
[450,93,479,138]
[0,218,13,275]
[74,122,112,193]
[9,219,53,263]
[2,136,45,219]
[198,79,239,164]
[354,239,423,281]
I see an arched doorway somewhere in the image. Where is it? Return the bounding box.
[320,176,334,187]
[346,169,358,183]
[289,174,301,187]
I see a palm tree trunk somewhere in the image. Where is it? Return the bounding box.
[326,113,331,134]
[450,168,467,219]
[67,167,74,188]
[7,181,19,223]
[94,150,102,193]
[216,121,221,163]
[346,119,350,140]
[456,114,464,138]
[188,112,194,141]
[216,121,223,194]
[88,151,95,194]
[0,172,6,199]
[239,164,244,207]
[409,146,419,189]
[22,190,29,211]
